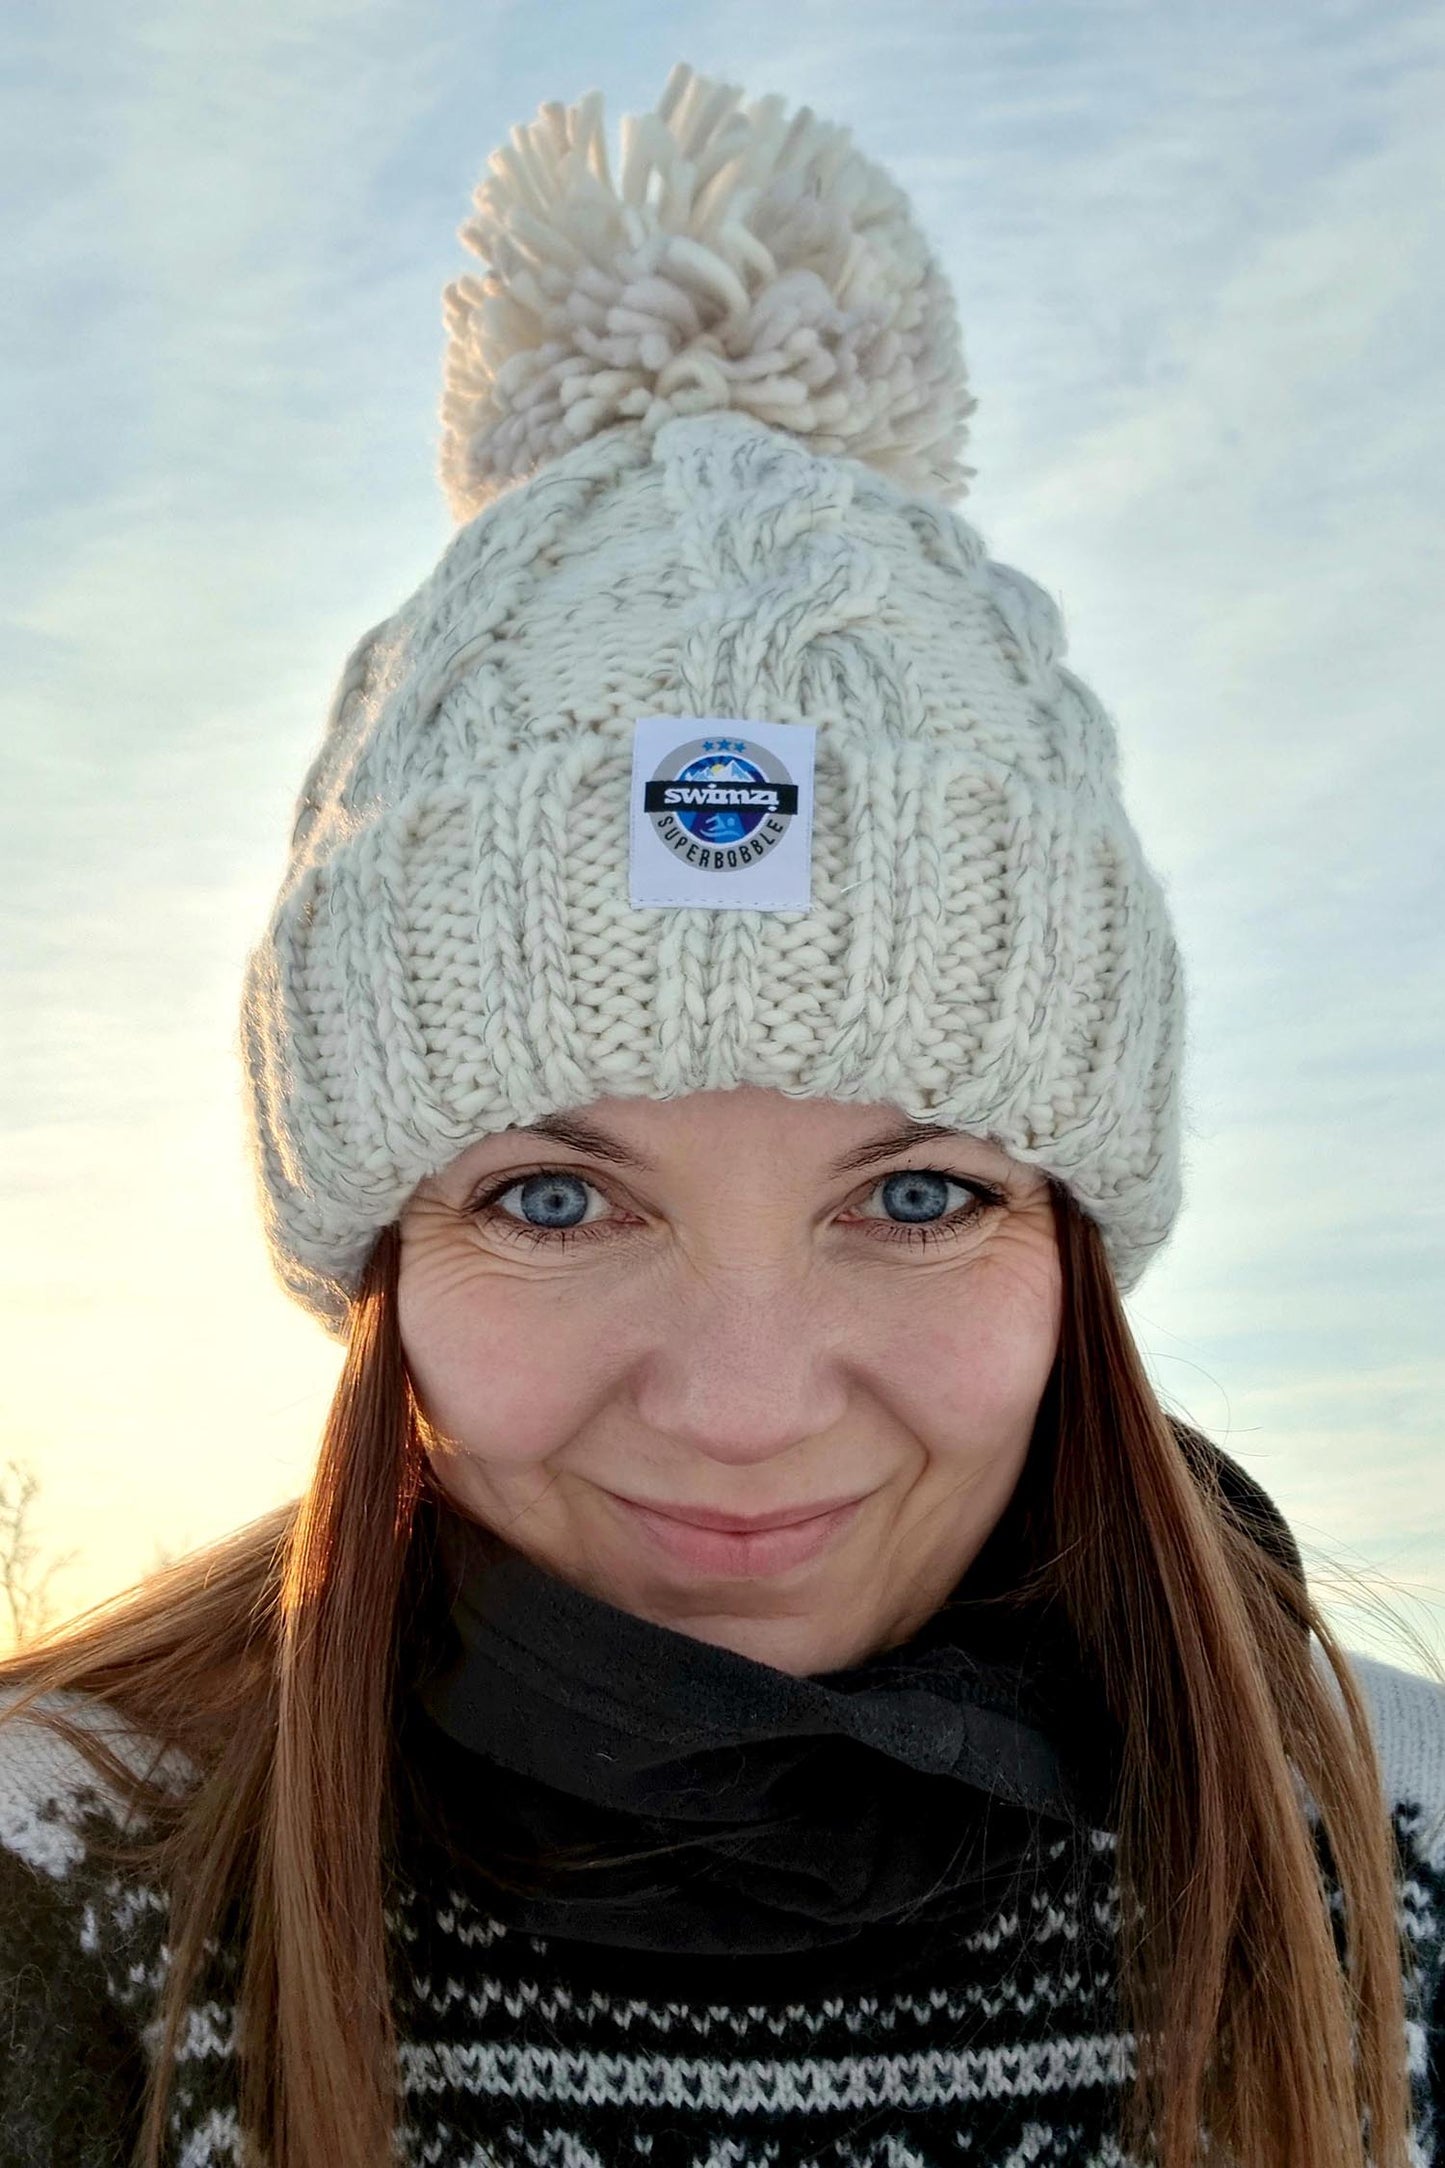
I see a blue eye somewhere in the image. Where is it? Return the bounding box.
[876,1170,953,1224]
[492,1171,598,1233]
[465,1165,1003,1251]
[854,1169,1000,1244]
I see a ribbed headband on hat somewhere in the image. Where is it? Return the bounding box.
[239,60,1187,1340]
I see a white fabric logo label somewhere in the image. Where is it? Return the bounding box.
[629,715,816,912]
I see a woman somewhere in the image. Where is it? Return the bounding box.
[1,61,1441,2168]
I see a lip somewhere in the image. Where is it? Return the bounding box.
[605,1491,870,1578]
[611,1493,870,1533]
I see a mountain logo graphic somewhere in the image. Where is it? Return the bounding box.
[641,736,800,873]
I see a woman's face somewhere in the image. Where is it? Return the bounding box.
[398,1085,1061,1676]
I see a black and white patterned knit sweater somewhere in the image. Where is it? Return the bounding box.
[1,1640,1443,2168]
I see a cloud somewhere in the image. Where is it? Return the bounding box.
[3,0,1441,1662]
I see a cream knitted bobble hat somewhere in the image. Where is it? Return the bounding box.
[239,61,1186,1339]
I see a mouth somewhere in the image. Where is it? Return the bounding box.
[603,1490,871,1578]
[608,1492,870,1534]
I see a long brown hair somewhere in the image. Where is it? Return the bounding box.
[0,1183,1431,2168]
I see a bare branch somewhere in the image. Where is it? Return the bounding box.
[0,1457,79,1648]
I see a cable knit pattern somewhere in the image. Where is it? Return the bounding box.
[1,1650,1442,2165]
[238,62,1186,1337]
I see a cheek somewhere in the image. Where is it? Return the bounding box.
[399,1271,621,1467]
[884,1247,1061,1446]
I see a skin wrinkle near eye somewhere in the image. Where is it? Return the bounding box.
[398,1085,1060,1678]
[463,1164,1006,1250]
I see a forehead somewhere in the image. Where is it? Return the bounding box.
[437,1087,1026,1186]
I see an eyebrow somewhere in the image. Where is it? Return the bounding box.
[507,1111,983,1179]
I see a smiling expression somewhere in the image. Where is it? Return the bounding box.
[398,1085,1062,1677]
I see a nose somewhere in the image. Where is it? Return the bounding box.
[627,1269,852,1468]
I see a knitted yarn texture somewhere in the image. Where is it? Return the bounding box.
[239,62,1187,1337]
[437,62,977,518]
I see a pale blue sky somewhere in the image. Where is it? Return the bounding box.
[2,0,1441,1666]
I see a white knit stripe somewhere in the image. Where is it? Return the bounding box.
[994,2132,1134,2168]
[174,2107,242,2167]
[81,1874,170,1943]
[814,2137,935,2168]
[167,2001,236,2062]
[406,2140,611,2168]
[405,1959,1113,2039]
[427,1902,515,1950]
[394,2033,1137,2115]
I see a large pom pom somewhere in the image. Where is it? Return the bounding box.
[438,62,977,522]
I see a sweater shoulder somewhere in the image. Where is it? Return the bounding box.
[1328,1642,1445,1861]
[0,1682,196,1880]
[0,1691,163,2164]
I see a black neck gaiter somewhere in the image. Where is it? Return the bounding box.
[396,1432,1302,1958]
